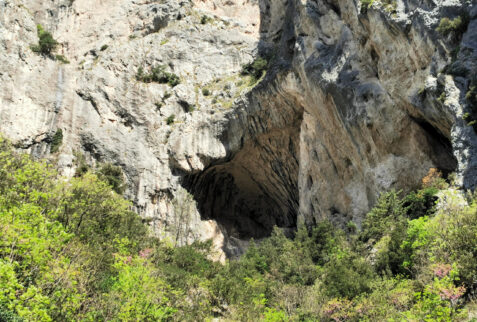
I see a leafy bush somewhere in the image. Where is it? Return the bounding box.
[202,88,211,96]
[166,114,175,125]
[241,57,268,84]
[466,84,477,107]
[50,129,63,153]
[436,15,469,40]
[200,15,213,25]
[320,253,376,298]
[359,190,405,243]
[97,163,126,194]
[30,24,58,56]
[136,65,180,87]
[55,54,70,64]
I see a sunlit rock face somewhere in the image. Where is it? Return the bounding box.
[0,0,475,256]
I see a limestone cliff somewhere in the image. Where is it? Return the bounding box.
[0,0,475,256]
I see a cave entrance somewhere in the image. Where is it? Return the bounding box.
[182,130,300,249]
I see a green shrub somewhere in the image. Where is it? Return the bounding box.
[50,129,63,153]
[200,15,212,25]
[73,151,89,177]
[97,163,126,194]
[359,190,405,243]
[321,253,376,298]
[436,15,469,39]
[31,24,58,55]
[166,114,175,125]
[202,88,210,96]
[100,44,108,51]
[163,91,171,100]
[0,306,24,322]
[466,84,477,108]
[55,54,70,64]
[403,187,438,219]
[241,57,268,84]
[136,65,180,87]
[360,0,374,14]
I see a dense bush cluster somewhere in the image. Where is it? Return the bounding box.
[0,137,476,321]
[30,24,70,64]
[136,65,180,87]
[436,15,469,41]
[30,24,58,55]
[241,57,268,85]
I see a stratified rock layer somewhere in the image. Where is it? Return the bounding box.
[0,0,475,256]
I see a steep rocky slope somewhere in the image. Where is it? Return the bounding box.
[0,0,475,256]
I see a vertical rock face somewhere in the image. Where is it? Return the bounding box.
[0,0,475,256]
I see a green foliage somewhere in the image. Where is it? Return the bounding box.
[202,88,211,96]
[100,44,108,51]
[163,91,172,100]
[136,65,180,87]
[31,24,58,56]
[320,252,376,298]
[241,57,268,84]
[0,136,475,321]
[166,114,175,125]
[360,0,374,14]
[54,54,69,64]
[73,150,89,177]
[96,163,126,194]
[95,252,177,321]
[50,129,63,153]
[359,190,405,242]
[467,85,477,107]
[0,305,24,322]
[403,187,439,219]
[0,137,151,320]
[436,15,469,39]
[200,15,213,25]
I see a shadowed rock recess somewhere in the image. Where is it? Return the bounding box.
[0,0,475,256]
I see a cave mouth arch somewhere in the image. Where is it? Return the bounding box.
[181,129,301,253]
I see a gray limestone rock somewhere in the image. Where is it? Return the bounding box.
[0,0,475,257]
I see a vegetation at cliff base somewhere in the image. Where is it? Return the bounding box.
[0,136,476,321]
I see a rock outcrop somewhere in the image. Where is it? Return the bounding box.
[0,0,475,256]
